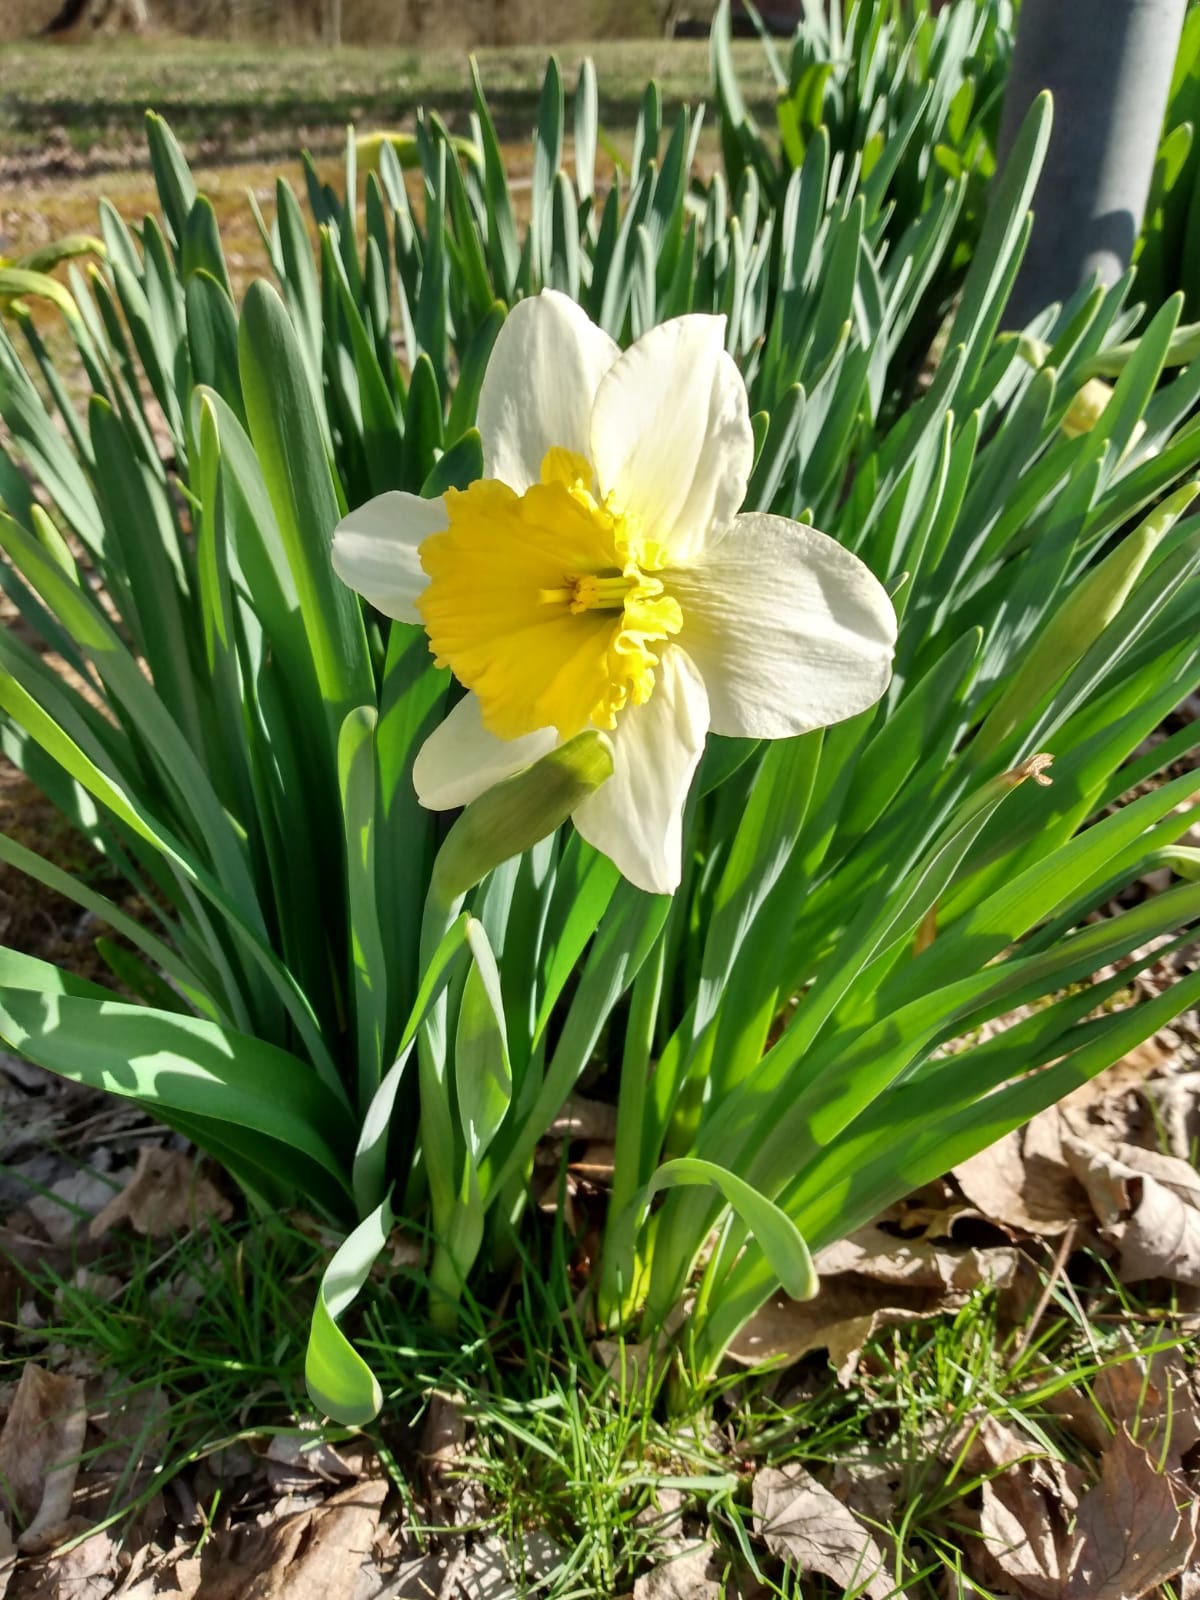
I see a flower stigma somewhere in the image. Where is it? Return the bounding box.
[416,448,683,744]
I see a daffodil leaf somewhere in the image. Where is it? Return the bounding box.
[640,1158,816,1303]
[422,429,484,498]
[305,1197,391,1426]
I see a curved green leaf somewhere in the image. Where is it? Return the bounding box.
[641,1158,816,1303]
[305,1197,392,1425]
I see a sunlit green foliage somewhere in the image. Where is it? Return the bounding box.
[0,41,1196,1427]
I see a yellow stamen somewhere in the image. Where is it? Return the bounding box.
[416,449,682,741]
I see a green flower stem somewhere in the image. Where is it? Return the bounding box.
[596,935,666,1330]
[416,883,467,1331]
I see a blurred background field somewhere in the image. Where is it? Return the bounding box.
[0,0,720,46]
[0,17,773,398]
[0,35,774,168]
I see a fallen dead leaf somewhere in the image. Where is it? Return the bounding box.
[0,1519,14,1600]
[1142,1071,1200,1163]
[727,1283,947,1383]
[463,1530,568,1600]
[1063,1427,1199,1599]
[26,1173,121,1245]
[634,1485,687,1549]
[953,1108,1087,1237]
[978,1462,1076,1599]
[632,1542,721,1600]
[548,1095,618,1141]
[828,1459,902,1531]
[1061,1132,1200,1284]
[752,1463,906,1599]
[112,1535,202,1600]
[264,1430,361,1495]
[569,1141,615,1182]
[1045,1344,1200,1470]
[938,1409,1050,1477]
[87,1146,232,1239]
[813,1225,1021,1293]
[0,1365,86,1553]
[881,1179,980,1241]
[385,1228,424,1270]
[195,1477,388,1600]
[728,1224,1020,1381]
[119,1557,202,1600]
[12,1527,117,1599]
[420,1392,470,1526]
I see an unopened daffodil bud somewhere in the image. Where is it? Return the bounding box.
[430,728,614,904]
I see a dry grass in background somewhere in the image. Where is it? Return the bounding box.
[0,0,668,45]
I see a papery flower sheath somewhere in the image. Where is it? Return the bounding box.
[332,291,898,893]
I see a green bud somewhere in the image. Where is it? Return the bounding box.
[973,481,1198,764]
[1081,313,1200,381]
[430,729,614,904]
[1060,375,1116,439]
[1162,847,1200,883]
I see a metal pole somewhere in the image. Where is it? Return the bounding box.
[997,0,1187,328]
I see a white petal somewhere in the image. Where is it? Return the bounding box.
[331,491,446,623]
[414,693,559,811]
[590,315,752,563]
[667,514,897,739]
[572,647,709,895]
[477,291,620,493]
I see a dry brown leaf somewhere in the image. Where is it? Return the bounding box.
[195,1477,387,1600]
[591,1337,666,1394]
[729,1225,1020,1382]
[0,1365,86,1553]
[978,1465,1074,1599]
[1103,1138,1200,1202]
[1046,1345,1200,1470]
[26,1173,121,1245]
[385,1228,424,1269]
[263,1430,361,1495]
[0,1517,14,1600]
[752,1463,906,1599]
[814,1225,1021,1292]
[114,1537,202,1600]
[727,1283,947,1384]
[1061,1132,1200,1284]
[634,1485,687,1550]
[632,1542,721,1600]
[87,1147,232,1240]
[1142,1071,1200,1163]
[119,1558,202,1600]
[1063,1427,1199,1599]
[547,1095,618,1141]
[882,1180,980,1241]
[456,1531,566,1600]
[569,1141,615,1182]
[953,1109,1086,1236]
[828,1460,902,1532]
[420,1391,471,1527]
[13,1528,116,1599]
[938,1409,1049,1477]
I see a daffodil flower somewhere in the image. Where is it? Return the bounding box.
[332,291,897,894]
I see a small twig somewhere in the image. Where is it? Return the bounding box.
[1013,1221,1077,1363]
[435,1545,471,1600]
